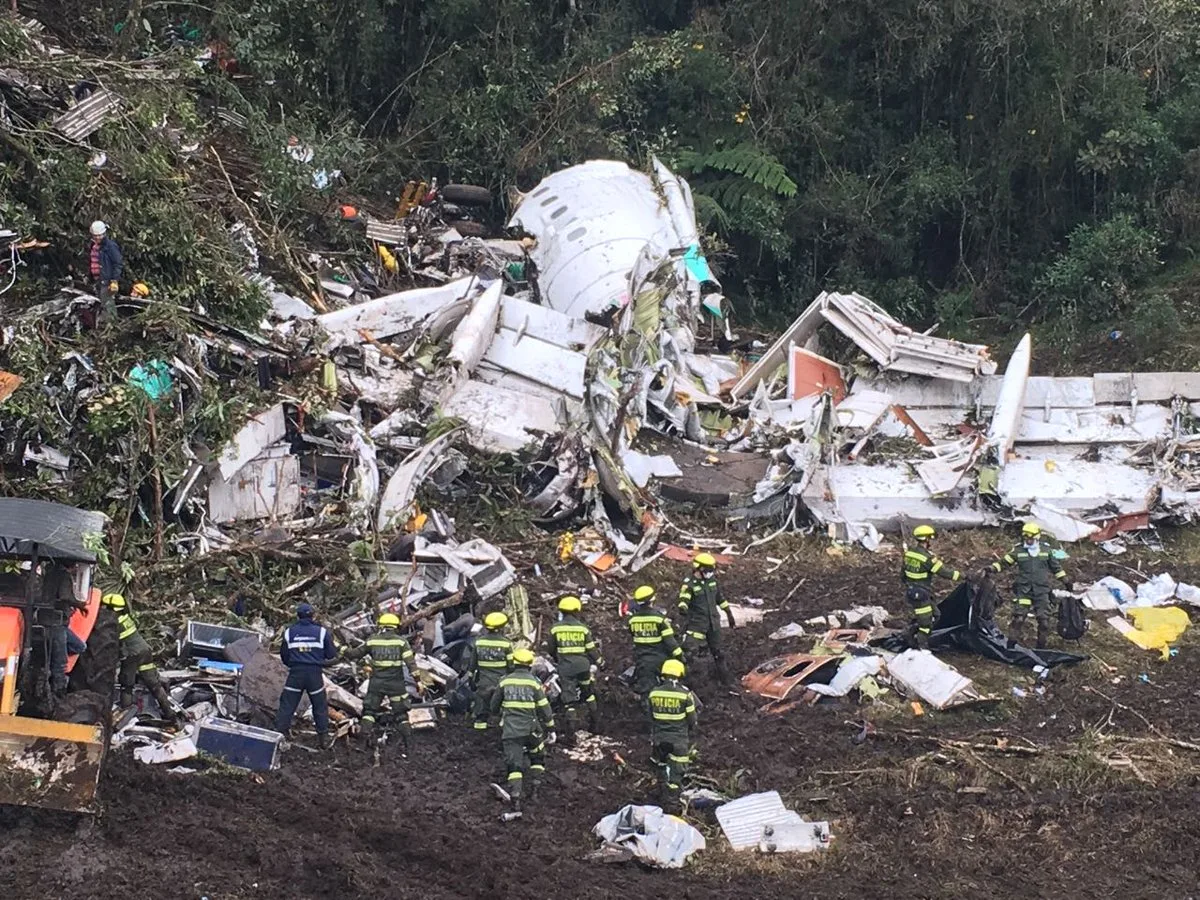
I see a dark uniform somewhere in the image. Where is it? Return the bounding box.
[275,614,338,739]
[546,613,602,736]
[678,571,735,682]
[343,627,415,746]
[42,564,86,694]
[115,603,174,716]
[465,629,514,730]
[490,667,556,806]
[992,543,1067,647]
[628,602,683,696]
[647,675,698,807]
[900,545,960,646]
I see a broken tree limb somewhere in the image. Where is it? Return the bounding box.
[398,592,463,630]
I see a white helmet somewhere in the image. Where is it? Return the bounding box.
[90,220,108,236]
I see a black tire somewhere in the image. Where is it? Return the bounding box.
[446,219,489,238]
[69,611,120,697]
[440,184,493,207]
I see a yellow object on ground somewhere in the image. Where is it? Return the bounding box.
[1113,607,1190,660]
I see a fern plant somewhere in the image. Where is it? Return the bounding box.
[674,143,796,231]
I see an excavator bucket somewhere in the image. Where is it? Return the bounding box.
[0,607,106,813]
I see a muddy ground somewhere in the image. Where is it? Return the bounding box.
[3,532,1199,899]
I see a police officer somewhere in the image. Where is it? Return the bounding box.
[647,658,698,810]
[275,602,338,748]
[101,593,177,721]
[465,611,514,731]
[545,595,603,742]
[490,648,556,814]
[342,612,416,752]
[900,525,961,648]
[678,553,736,684]
[627,585,683,698]
[992,522,1068,648]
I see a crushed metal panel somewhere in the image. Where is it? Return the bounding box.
[53,88,119,141]
[1015,405,1172,444]
[441,379,564,454]
[885,649,980,709]
[730,299,825,400]
[216,403,287,480]
[481,329,587,399]
[741,654,840,701]
[835,389,892,431]
[997,458,1159,515]
[1094,372,1200,403]
[447,280,504,376]
[207,447,301,524]
[376,430,461,531]
[715,791,791,852]
[803,463,998,532]
[498,295,606,350]
[788,346,846,402]
[314,277,477,349]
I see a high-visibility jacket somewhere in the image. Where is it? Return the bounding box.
[343,628,414,685]
[490,669,556,740]
[466,632,514,682]
[900,547,960,588]
[116,609,151,659]
[280,619,338,668]
[648,678,697,743]
[991,544,1066,595]
[546,614,602,677]
[678,574,729,633]
[627,605,682,658]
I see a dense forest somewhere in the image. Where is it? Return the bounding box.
[8,0,1200,366]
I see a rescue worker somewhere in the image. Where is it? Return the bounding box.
[647,658,698,810]
[465,611,514,731]
[275,602,338,748]
[901,525,961,648]
[101,593,176,721]
[545,596,603,743]
[42,561,87,695]
[991,522,1068,648]
[490,648,556,814]
[87,220,123,319]
[627,585,683,698]
[677,553,736,684]
[342,612,415,752]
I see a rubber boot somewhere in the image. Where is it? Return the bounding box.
[397,723,412,757]
[714,655,733,686]
[319,731,335,750]
[527,777,541,802]
[151,684,177,722]
[119,689,135,708]
[586,699,600,735]
[561,707,578,748]
[1036,622,1050,650]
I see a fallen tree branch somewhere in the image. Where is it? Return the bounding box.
[1082,685,1166,738]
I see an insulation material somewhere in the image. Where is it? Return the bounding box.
[592,805,705,869]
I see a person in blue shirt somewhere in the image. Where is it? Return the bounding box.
[275,602,338,748]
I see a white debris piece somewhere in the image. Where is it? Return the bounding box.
[315,277,478,350]
[807,655,884,698]
[621,450,683,488]
[1083,577,1136,611]
[133,735,198,765]
[885,649,981,709]
[759,817,833,854]
[377,430,462,531]
[216,403,287,480]
[769,623,806,640]
[986,332,1030,466]
[592,805,706,869]
[1134,573,1178,607]
[1027,500,1100,543]
[714,790,831,854]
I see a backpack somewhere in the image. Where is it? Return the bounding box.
[1058,594,1088,641]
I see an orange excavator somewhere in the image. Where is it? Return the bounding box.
[0,498,118,812]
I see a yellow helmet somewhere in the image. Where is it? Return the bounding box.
[102,593,126,609]
[1022,522,1042,537]
[913,525,936,540]
[660,659,686,679]
[131,282,150,298]
[484,611,508,630]
[693,552,716,568]
[512,648,535,666]
[633,585,656,603]
[378,613,401,628]
[558,596,582,613]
